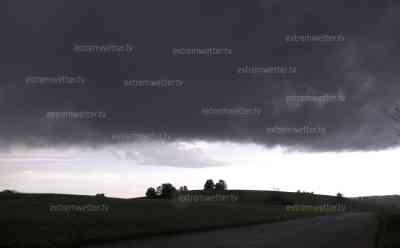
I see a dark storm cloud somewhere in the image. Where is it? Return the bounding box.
[0,0,399,151]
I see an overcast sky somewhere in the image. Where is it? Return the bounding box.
[1,0,399,197]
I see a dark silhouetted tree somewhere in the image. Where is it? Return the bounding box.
[336,192,344,204]
[204,179,215,192]
[215,179,227,191]
[159,183,177,198]
[179,186,188,192]
[156,185,163,196]
[146,187,157,198]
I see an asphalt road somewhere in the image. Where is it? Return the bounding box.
[85,212,376,248]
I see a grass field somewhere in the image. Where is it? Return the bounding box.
[0,190,362,248]
[375,212,400,248]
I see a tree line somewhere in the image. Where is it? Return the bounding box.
[145,179,227,199]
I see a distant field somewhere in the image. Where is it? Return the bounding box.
[0,190,361,248]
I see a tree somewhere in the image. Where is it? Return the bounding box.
[336,192,344,203]
[159,183,177,198]
[204,179,215,192]
[179,186,188,192]
[215,179,227,191]
[146,187,157,198]
[156,185,163,196]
